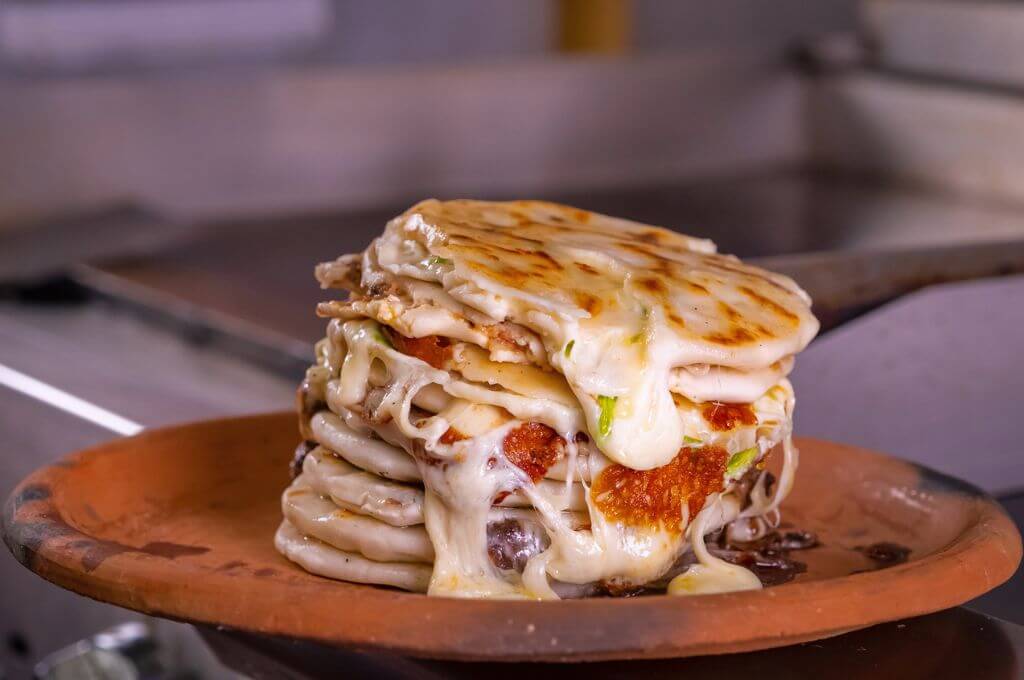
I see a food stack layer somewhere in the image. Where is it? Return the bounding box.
[277,199,819,599]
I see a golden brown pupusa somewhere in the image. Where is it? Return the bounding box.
[394,199,817,364]
[364,198,818,470]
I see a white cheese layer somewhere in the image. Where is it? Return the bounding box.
[284,199,819,598]
[357,199,818,469]
[310,318,797,598]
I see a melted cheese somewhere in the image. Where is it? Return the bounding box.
[280,199,819,599]
[667,493,762,595]
[319,295,491,348]
[359,199,818,469]
[304,440,587,522]
[318,280,549,368]
[305,321,796,597]
[450,344,577,407]
[323,320,543,596]
[304,334,794,592]
[332,319,583,437]
[670,357,793,404]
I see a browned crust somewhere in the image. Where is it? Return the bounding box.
[591,446,728,533]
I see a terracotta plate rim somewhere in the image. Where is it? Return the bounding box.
[3,412,1021,662]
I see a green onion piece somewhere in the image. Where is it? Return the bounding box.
[684,436,702,445]
[597,395,617,438]
[726,446,759,477]
[427,256,453,266]
[564,339,575,357]
[372,326,393,348]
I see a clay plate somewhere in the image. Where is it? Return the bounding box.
[3,413,1020,662]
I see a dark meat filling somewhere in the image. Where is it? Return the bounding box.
[290,440,317,479]
[709,529,817,587]
[487,518,550,572]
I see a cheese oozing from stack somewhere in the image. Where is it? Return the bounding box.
[276,199,819,599]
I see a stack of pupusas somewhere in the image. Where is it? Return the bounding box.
[277,199,819,599]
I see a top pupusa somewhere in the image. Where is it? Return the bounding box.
[359,199,819,470]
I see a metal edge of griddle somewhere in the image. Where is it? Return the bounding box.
[751,238,1024,331]
[0,202,189,285]
[69,264,310,379]
[68,238,1024,375]
[66,237,1024,378]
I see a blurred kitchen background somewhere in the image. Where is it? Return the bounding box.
[4,0,1024,677]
